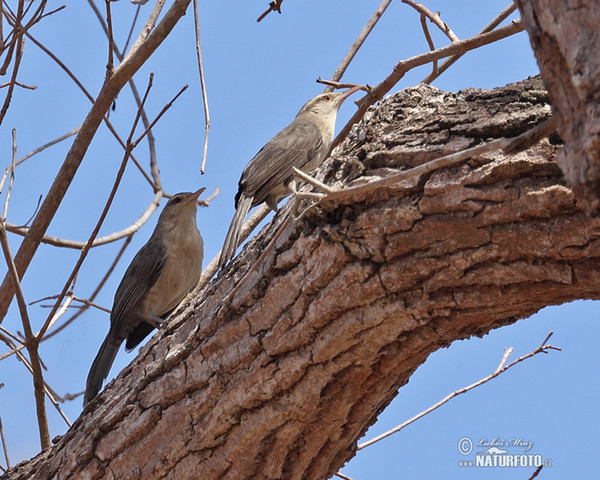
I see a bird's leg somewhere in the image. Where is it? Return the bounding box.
[145,315,169,329]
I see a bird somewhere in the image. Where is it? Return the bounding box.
[84,188,205,406]
[218,86,361,268]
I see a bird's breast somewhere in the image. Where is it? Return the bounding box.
[142,223,203,317]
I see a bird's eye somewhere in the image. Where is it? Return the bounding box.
[171,196,182,204]
[323,95,331,101]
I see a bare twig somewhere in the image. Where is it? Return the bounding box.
[0,331,71,426]
[331,19,525,152]
[419,14,436,79]
[334,473,354,480]
[105,0,115,76]
[42,235,132,342]
[0,416,9,470]
[357,333,560,450]
[132,83,189,148]
[33,295,111,315]
[2,130,17,221]
[0,223,50,448]
[402,1,460,43]
[528,464,544,479]
[422,3,518,84]
[13,127,80,167]
[0,1,26,124]
[503,116,560,154]
[0,80,37,89]
[257,0,284,22]
[317,79,369,92]
[4,192,162,249]
[193,0,210,174]
[324,0,392,93]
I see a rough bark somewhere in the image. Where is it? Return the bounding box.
[516,0,600,212]
[5,77,600,480]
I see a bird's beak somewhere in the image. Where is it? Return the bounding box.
[184,187,206,206]
[336,85,362,105]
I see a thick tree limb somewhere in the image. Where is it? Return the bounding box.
[4,77,598,479]
[516,0,600,212]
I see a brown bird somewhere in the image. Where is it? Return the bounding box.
[218,86,360,268]
[84,189,205,406]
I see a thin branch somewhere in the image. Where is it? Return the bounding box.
[104,0,115,76]
[0,80,36,89]
[0,223,50,449]
[257,0,284,22]
[123,5,141,55]
[419,14,437,79]
[402,1,460,42]
[13,126,80,167]
[2,129,17,221]
[528,464,544,479]
[334,473,354,480]
[193,0,210,174]
[0,416,9,470]
[0,331,71,426]
[317,79,369,91]
[33,295,111,314]
[0,16,24,124]
[3,193,161,249]
[324,0,392,93]
[357,334,560,450]
[42,235,132,342]
[132,83,189,148]
[331,19,525,151]
[422,2,518,84]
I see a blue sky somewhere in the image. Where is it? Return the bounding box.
[1,1,597,477]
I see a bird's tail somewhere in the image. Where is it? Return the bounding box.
[219,193,253,269]
[84,334,120,406]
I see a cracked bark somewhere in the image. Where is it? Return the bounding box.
[516,0,600,212]
[5,76,600,480]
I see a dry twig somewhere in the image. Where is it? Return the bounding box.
[193,0,210,174]
[324,0,393,93]
[331,19,525,152]
[422,3,517,84]
[257,0,284,22]
[356,333,560,450]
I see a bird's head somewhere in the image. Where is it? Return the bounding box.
[296,86,362,117]
[159,188,205,225]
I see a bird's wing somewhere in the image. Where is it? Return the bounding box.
[239,119,325,207]
[110,235,166,338]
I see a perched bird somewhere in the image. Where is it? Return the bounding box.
[84,189,205,406]
[218,86,361,268]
